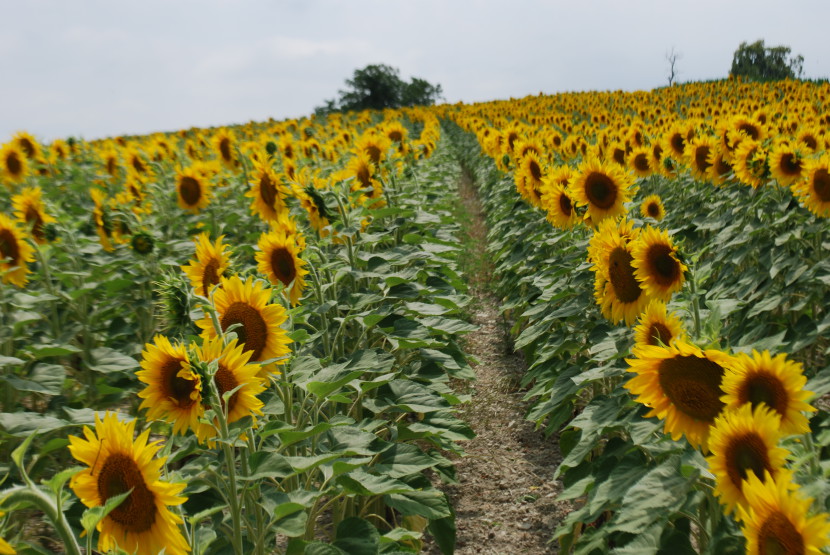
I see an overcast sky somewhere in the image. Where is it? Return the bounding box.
[2,0,828,142]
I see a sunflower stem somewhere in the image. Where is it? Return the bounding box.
[2,485,82,555]
[32,242,61,338]
[688,271,702,341]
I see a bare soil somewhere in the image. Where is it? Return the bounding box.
[424,169,571,554]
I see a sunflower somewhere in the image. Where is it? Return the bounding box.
[0,213,35,287]
[639,194,665,221]
[246,159,289,222]
[192,336,266,443]
[685,135,717,181]
[589,217,650,325]
[543,179,579,229]
[90,188,114,252]
[706,404,790,516]
[0,532,12,555]
[733,138,768,189]
[181,232,232,299]
[384,121,409,154]
[355,133,391,167]
[791,155,830,218]
[347,152,383,200]
[256,227,308,306]
[632,300,686,351]
[12,186,56,244]
[49,139,69,163]
[176,167,212,213]
[213,128,236,168]
[768,141,808,187]
[570,156,633,224]
[101,147,121,179]
[124,147,151,179]
[625,341,733,451]
[721,350,815,436]
[68,412,189,555]
[1,143,29,186]
[13,131,41,161]
[631,226,686,302]
[707,146,733,187]
[627,146,653,178]
[196,275,291,369]
[137,335,203,435]
[796,126,822,153]
[738,470,830,554]
[517,151,546,207]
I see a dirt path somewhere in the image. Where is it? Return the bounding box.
[426,169,571,554]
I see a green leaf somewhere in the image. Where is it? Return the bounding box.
[272,502,308,537]
[24,344,81,358]
[332,517,380,555]
[3,363,65,395]
[45,466,85,495]
[89,347,138,374]
[337,469,413,495]
[404,302,450,316]
[81,488,133,534]
[373,444,437,478]
[11,430,38,474]
[0,355,24,368]
[386,490,451,519]
[247,451,293,480]
[0,412,70,436]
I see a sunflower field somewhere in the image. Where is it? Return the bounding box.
[2,76,830,554]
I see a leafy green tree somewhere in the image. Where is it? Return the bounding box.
[316,64,443,114]
[730,40,804,81]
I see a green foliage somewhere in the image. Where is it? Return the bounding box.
[317,64,443,115]
[730,40,804,81]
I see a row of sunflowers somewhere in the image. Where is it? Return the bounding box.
[0,108,473,554]
[447,77,830,553]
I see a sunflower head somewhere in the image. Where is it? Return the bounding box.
[256,228,308,306]
[1,142,29,186]
[632,300,686,352]
[570,156,633,225]
[791,155,830,218]
[631,226,686,302]
[0,214,35,287]
[181,232,232,299]
[68,412,190,555]
[639,194,665,221]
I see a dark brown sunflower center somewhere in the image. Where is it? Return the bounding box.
[647,202,661,218]
[802,135,818,151]
[740,372,789,417]
[132,156,145,173]
[97,452,157,533]
[608,246,642,303]
[647,322,673,346]
[647,244,681,287]
[694,145,712,172]
[357,166,372,188]
[388,130,403,143]
[652,144,663,161]
[162,358,197,407]
[19,138,35,158]
[365,145,382,165]
[219,138,232,161]
[657,355,725,422]
[179,176,201,206]
[221,302,268,361]
[259,173,278,208]
[106,157,117,176]
[559,193,573,216]
[215,364,239,413]
[25,206,45,241]
[725,432,771,488]
[612,147,626,166]
[670,133,685,155]
[585,171,618,210]
[738,123,760,140]
[0,229,21,264]
[812,168,830,202]
[201,258,220,297]
[270,247,296,287]
[633,153,650,172]
[528,159,542,182]
[759,511,805,555]
[779,153,802,176]
[6,151,22,176]
[715,156,732,177]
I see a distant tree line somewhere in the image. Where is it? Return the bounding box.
[316,64,443,115]
[730,40,804,82]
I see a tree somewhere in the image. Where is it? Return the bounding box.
[316,64,443,115]
[730,40,804,82]
[666,47,681,86]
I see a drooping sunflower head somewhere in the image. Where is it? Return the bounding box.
[213,128,237,168]
[12,186,56,244]
[196,275,291,370]
[738,470,830,555]
[13,131,41,161]
[632,300,686,352]
[0,213,35,287]
[175,167,212,213]
[631,226,686,302]
[570,156,633,225]
[137,335,203,436]
[733,138,769,189]
[181,232,232,299]
[542,169,579,230]
[625,341,733,451]
[192,336,266,443]
[721,350,815,436]
[355,133,391,167]
[768,141,807,187]
[791,155,830,218]
[246,159,289,222]
[685,135,717,181]
[707,146,733,187]
[1,142,29,186]
[68,412,190,555]
[639,194,665,221]
[256,228,308,306]
[347,151,382,200]
[588,217,649,325]
[517,151,546,207]
[706,403,789,516]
